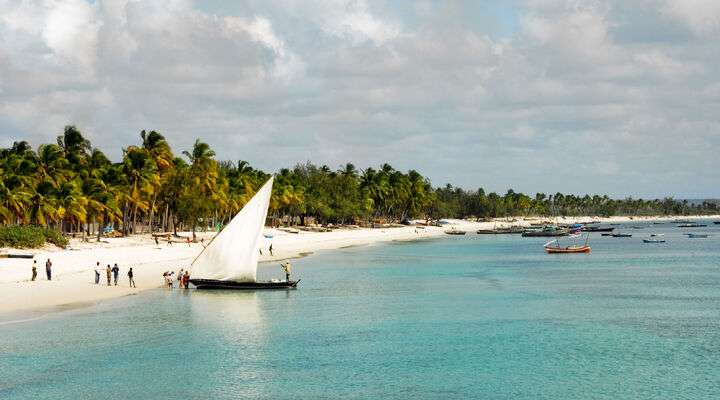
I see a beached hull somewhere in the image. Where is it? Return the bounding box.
[190,279,299,290]
[545,246,591,254]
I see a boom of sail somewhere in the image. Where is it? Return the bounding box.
[190,177,273,282]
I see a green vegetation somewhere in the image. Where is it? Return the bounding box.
[0,126,717,240]
[0,225,68,248]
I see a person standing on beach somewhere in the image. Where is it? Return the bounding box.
[269,244,273,256]
[94,262,100,284]
[31,260,37,281]
[154,236,159,246]
[45,259,52,281]
[112,264,120,285]
[128,268,136,288]
[106,264,112,286]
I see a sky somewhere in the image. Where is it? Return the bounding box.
[0,0,719,198]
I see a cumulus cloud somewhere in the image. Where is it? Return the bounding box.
[0,0,718,198]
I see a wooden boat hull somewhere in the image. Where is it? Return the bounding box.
[643,239,665,243]
[190,279,299,290]
[612,234,632,237]
[581,227,614,232]
[445,231,466,235]
[545,246,591,254]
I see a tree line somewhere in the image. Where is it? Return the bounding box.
[0,126,716,237]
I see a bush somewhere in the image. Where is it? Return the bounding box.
[0,226,68,249]
[42,228,69,248]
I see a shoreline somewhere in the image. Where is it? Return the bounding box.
[1,214,717,315]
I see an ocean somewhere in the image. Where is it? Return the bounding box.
[2,221,719,399]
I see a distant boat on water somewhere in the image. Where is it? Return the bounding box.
[476,227,524,234]
[522,226,569,237]
[643,238,666,243]
[686,233,709,238]
[581,226,614,232]
[544,234,591,254]
[631,226,644,229]
[714,221,720,225]
[189,178,300,290]
[612,233,632,238]
[677,223,707,228]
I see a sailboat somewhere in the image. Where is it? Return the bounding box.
[189,177,299,290]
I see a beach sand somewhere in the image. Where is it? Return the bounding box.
[1,214,716,314]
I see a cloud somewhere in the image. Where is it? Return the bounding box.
[662,0,720,35]
[0,0,718,198]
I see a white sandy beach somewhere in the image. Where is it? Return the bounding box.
[1,214,716,315]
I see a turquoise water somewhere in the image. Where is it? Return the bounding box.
[2,222,720,399]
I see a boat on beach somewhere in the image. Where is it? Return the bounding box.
[445,228,466,235]
[189,177,299,290]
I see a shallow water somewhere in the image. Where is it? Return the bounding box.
[2,221,720,399]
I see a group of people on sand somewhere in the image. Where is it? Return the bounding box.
[30,259,53,281]
[163,268,190,289]
[93,261,136,288]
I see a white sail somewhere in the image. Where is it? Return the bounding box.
[191,177,273,282]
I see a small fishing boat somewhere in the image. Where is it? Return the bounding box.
[686,233,709,238]
[263,233,274,239]
[643,238,666,243]
[445,228,466,235]
[601,233,613,236]
[544,235,591,254]
[612,233,632,238]
[522,226,569,237]
[677,223,706,228]
[714,221,720,225]
[650,233,664,237]
[631,226,644,229]
[581,226,614,232]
